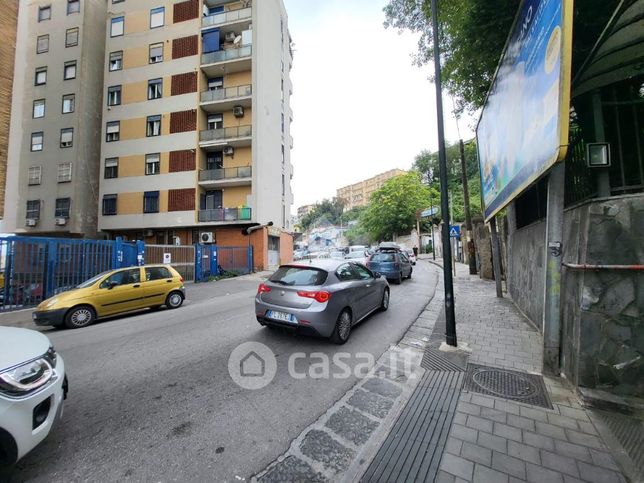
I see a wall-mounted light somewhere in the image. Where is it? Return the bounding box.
[586,143,611,168]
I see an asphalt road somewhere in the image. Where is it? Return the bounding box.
[7,261,437,482]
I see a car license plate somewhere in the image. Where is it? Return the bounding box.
[267,310,296,324]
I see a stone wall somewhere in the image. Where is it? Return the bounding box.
[472,216,494,280]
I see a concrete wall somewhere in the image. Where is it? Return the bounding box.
[507,194,644,397]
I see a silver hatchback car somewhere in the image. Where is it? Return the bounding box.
[255,259,390,344]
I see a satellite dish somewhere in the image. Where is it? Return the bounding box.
[233,35,242,45]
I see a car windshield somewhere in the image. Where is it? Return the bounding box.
[371,253,396,262]
[270,266,328,286]
[345,252,364,259]
[330,251,344,259]
[76,271,110,288]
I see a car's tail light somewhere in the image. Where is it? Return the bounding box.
[179,277,184,283]
[257,283,271,294]
[297,290,331,303]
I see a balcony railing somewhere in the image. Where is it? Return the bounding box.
[199,166,251,181]
[201,45,252,66]
[202,6,251,28]
[201,85,251,103]
[199,125,252,143]
[198,207,252,222]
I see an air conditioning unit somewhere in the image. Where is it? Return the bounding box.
[223,146,234,156]
[26,218,38,227]
[200,232,214,244]
[225,31,237,42]
[55,217,67,226]
[233,105,244,118]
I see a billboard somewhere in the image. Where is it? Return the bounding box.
[476,0,573,221]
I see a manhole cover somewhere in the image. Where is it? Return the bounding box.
[464,363,552,409]
[472,368,538,398]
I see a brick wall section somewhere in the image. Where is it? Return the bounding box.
[171,72,197,96]
[168,188,195,211]
[215,227,269,271]
[170,110,196,133]
[279,232,294,265]
[173,0,199,23]
[172,35,198,59]
[169,150,196,172]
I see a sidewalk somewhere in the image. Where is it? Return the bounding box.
[409,261,628,483]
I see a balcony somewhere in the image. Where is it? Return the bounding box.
[199,125,252,149]
[200,85,252,113]
[199,166,252,187]
[198,207,252,223]
[201,45,252,77]
[202,6,251,28]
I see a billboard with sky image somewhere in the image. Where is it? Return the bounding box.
[476,0,573,221]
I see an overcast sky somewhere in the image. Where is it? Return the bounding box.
[283,0,477,210]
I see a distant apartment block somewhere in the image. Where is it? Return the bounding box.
[337,169,406,210]
[0,3,19,220]
[4,0,106,237]
[297,204,315,218]
[97,0,294,251]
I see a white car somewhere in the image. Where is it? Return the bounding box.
[0,327,67,467]
[344,250,370,265]
[405,249,417,265]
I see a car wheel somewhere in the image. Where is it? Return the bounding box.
[394,273,402,285]
[407,268,413,279]
[330,309,352,344]
[64,305,95,329]
[380,288,390,311]
[165,291,184,309]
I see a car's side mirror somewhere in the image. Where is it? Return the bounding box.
[374,272,382,278]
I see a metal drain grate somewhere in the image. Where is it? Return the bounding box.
[421,348,466,372]
[464,363,552,409]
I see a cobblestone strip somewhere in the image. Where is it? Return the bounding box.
[252,263,441,483]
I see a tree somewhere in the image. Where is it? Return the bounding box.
[360,172,431,241]
[298,198,345,231]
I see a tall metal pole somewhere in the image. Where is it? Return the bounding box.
[459,139,477,274]
[429,0,456,346]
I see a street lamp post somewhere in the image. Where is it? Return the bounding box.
[429,0,457,347]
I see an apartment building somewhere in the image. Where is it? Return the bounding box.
[4,0,106,237]
[337,169,406,211]
[98,0,294,254]
[0,2,19,221]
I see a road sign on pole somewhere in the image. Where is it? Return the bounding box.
[449,225,461,239]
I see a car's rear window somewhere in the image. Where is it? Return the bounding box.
[371,253,396,262]
[270,266,328,286]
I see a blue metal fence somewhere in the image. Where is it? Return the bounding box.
[0,236,252,311]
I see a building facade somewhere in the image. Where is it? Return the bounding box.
[4,0,106,237]
[0,2,19,221]
[337,168,406,211]
[97,0,294,251]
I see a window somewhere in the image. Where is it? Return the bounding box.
[107,85,121,106]
[35,67,47,86]
[67,0,80,14]
[281,112,285,133]
[104,158,118,178]
[143,191,159,213]
[33,99,45,118]
[102,194,117,215]
[352,264,374,280]
[65,27,79,47]
[26,200,41,220]
[149,43,163,63]
[60,128,73,148]
[57,163,72,182]
[146,115,161,137]
[208,77,223,91]
[207,113,223,130]
[106,121,120,142]
[38,6,51,22]
[145,153,160,175]
[37,35,49,53]
[109,51,123,71]
[28,166,42,185]
[31,132,43,151]
[150,7,164,28]
[336,264,355,281]
[111,16,124,37]
[147,78,162,100]
[64,61,77,80]
[145,266,171,281]
[55,198,71,218]
[201,28,220,54]
[100,268,141,288]
[62,94,75,113]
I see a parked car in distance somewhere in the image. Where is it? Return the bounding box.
[405,249,417,265]
[255,260,390,344]
[32,265,186,329]
[349,245,368,253]
[344,250,369,265]
[367,249,413,284]
[330,251,345,260]
[0,327,67,468]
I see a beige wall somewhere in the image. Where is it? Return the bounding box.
[224,186,251,207]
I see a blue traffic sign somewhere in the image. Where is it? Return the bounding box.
[449,225,461,238]
[420,207,438,218]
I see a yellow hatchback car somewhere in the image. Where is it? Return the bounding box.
[32,265,185,329]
